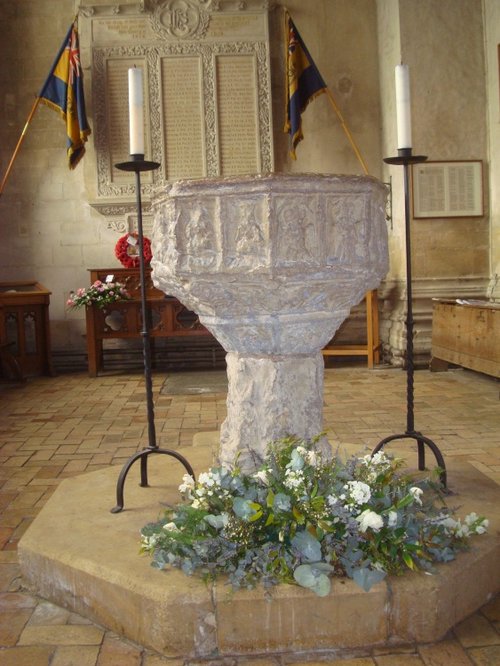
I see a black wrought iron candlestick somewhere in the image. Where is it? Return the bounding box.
[371,147,447,488]
[111,155,195,513]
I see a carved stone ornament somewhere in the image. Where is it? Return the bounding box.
[106,218,129,234]
[151,0,210,39]
[152,173,389,470]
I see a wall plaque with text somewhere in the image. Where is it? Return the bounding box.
[79,0,274,217]
[412,161,484,219]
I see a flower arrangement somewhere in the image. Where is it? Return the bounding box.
[66,280,131,309]
[141,435,488,596]
[115,232,152,269]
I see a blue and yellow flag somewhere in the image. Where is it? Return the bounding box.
[39,21,91,169]
[284,15,327,159]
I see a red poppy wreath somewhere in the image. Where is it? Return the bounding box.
[115,232,152,269]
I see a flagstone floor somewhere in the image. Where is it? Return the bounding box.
[0,363,499,665]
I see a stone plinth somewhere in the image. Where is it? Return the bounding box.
[17,435,500,659]
[152,174,389,468]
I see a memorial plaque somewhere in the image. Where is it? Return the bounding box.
[216,55,259,175]
[92,18,151,44]
[83,0,273,216]
[161,56,205,180]
[207,13,267,40]
[412,161,484,218]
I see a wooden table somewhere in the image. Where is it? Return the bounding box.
[85,268,212,377]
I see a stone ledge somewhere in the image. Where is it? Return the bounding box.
[18,434,500,659]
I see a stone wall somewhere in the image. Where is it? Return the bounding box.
[0,0,496,366]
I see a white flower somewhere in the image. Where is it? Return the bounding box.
[345,480,371,505]
[362,451,390,467]
[387,510,398,527]
[283,468,304,490]
[476,517,489,534]
[464,513,489,535]
[305,450,318,467]
[327,494,339,508]
[409,487,424,506]
[163,522,179,532]
[371,451,390,466]
[475,521,489,535]
[178,474,195,495]
[440,516,459,531]
[356,509,384,533]
[296,446,308,457]
[464,512,479,526]
[455,524,470,538]
[198,472,215,487]
[253,470,270,485]
[191,498,203,509]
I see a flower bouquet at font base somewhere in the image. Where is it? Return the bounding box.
[141,435,488,597]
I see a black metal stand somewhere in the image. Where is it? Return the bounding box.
[371,148,447,488]
[111,155,195,513]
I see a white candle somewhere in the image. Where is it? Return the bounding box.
[395,64,412,149]
[128,67,144,156]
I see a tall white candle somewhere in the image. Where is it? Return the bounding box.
[395,64,412,149]
[128,67,144,156]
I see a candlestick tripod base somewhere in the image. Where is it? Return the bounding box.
[110,156,195,513]
[373,149,447,489]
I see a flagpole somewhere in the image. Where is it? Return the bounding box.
[324,88,369,175]
[283,9,369,175]
[0,97,41,197]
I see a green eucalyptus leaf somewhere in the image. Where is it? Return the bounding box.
[352,567,387,592]
[289,449,305,470]
[204,514,227,530]
[273,493,291,512]
[293,564,331,597]
[291,530,322,562]
[293,563,316,587]
[233,497,257,520]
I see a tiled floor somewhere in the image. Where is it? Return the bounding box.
[0,364,499,665]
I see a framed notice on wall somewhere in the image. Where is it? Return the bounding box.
[412,160,483,218]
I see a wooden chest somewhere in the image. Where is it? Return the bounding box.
[431,299,500,378]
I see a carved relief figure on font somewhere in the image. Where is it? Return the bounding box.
[183,204,216,268]
[277,202,317,264]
